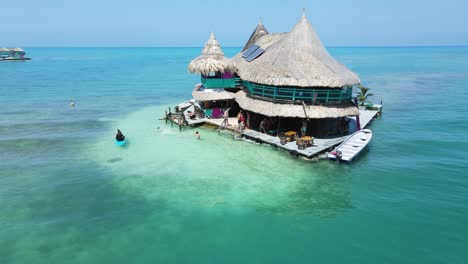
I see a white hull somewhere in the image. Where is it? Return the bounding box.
[328,129,372,162]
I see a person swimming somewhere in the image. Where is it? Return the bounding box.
[116,129,125,142]
[194,131,200,140]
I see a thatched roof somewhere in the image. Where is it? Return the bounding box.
[192,84,236,101]
[235,91,358,118]
[242,20,269,52]
[232,14,360,88]
[188,32,233,75]
[0,47,9,52]
[5,47,25,52]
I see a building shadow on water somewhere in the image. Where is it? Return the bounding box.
[0,161,166,263]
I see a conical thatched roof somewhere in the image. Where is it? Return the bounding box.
[232,14,360,88]
[242,20,269,52]
[188,33,233,75]
[235,91,358,118]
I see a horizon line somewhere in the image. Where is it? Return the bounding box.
[15,45,468,49]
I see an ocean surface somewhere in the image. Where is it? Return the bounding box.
[1,47,467,263]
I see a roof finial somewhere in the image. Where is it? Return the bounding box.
[210,32,215,39]
[258,17,263,25]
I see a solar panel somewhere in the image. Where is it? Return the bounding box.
[246,48,265,62]
[242,44,260,58]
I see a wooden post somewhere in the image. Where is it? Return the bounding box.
[277,117,281,137]
[165,111,168,124]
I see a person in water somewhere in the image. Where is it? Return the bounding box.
[116,129,125,142]
[194,131,200,140]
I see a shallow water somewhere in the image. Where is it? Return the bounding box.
[1,47,468,263]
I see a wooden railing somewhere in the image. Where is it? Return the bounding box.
[201,77,239,89]
[243,81,352,103]
[200,77,352,103]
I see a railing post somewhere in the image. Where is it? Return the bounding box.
[326,90,330,103]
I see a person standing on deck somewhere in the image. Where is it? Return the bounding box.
[223,109,230,127]
[259,119,266,134]
[301,120,308,137]
[241,112,246,130]
[237,111,243,131]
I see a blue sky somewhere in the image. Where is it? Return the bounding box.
[1,0,467,47]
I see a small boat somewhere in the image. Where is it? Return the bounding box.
[328,129,372,162]
[115,140,126,147]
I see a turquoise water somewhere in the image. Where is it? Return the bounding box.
[1,47,467,263]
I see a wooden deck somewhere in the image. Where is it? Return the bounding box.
[202,109,379,158]
[167,105,380,159]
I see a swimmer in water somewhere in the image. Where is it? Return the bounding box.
[194,131,200,140]
[70,101,75,108]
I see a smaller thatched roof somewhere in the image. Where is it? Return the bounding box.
[0,47,9,52]
[235,91,358,118]
[192,84,237,101]
[242,20,269,51]
[188,33,233,75]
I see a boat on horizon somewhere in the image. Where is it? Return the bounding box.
[0,47,31,61]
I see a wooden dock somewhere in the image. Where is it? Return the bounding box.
[164,106,381,159]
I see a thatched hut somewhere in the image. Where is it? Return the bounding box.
[0,47,29,60]
[187,12,361,136]
[188,33,240,117]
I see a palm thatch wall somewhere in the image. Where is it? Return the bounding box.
[235,91,358,118]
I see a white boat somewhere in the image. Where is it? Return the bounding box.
[328,129,372,162]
